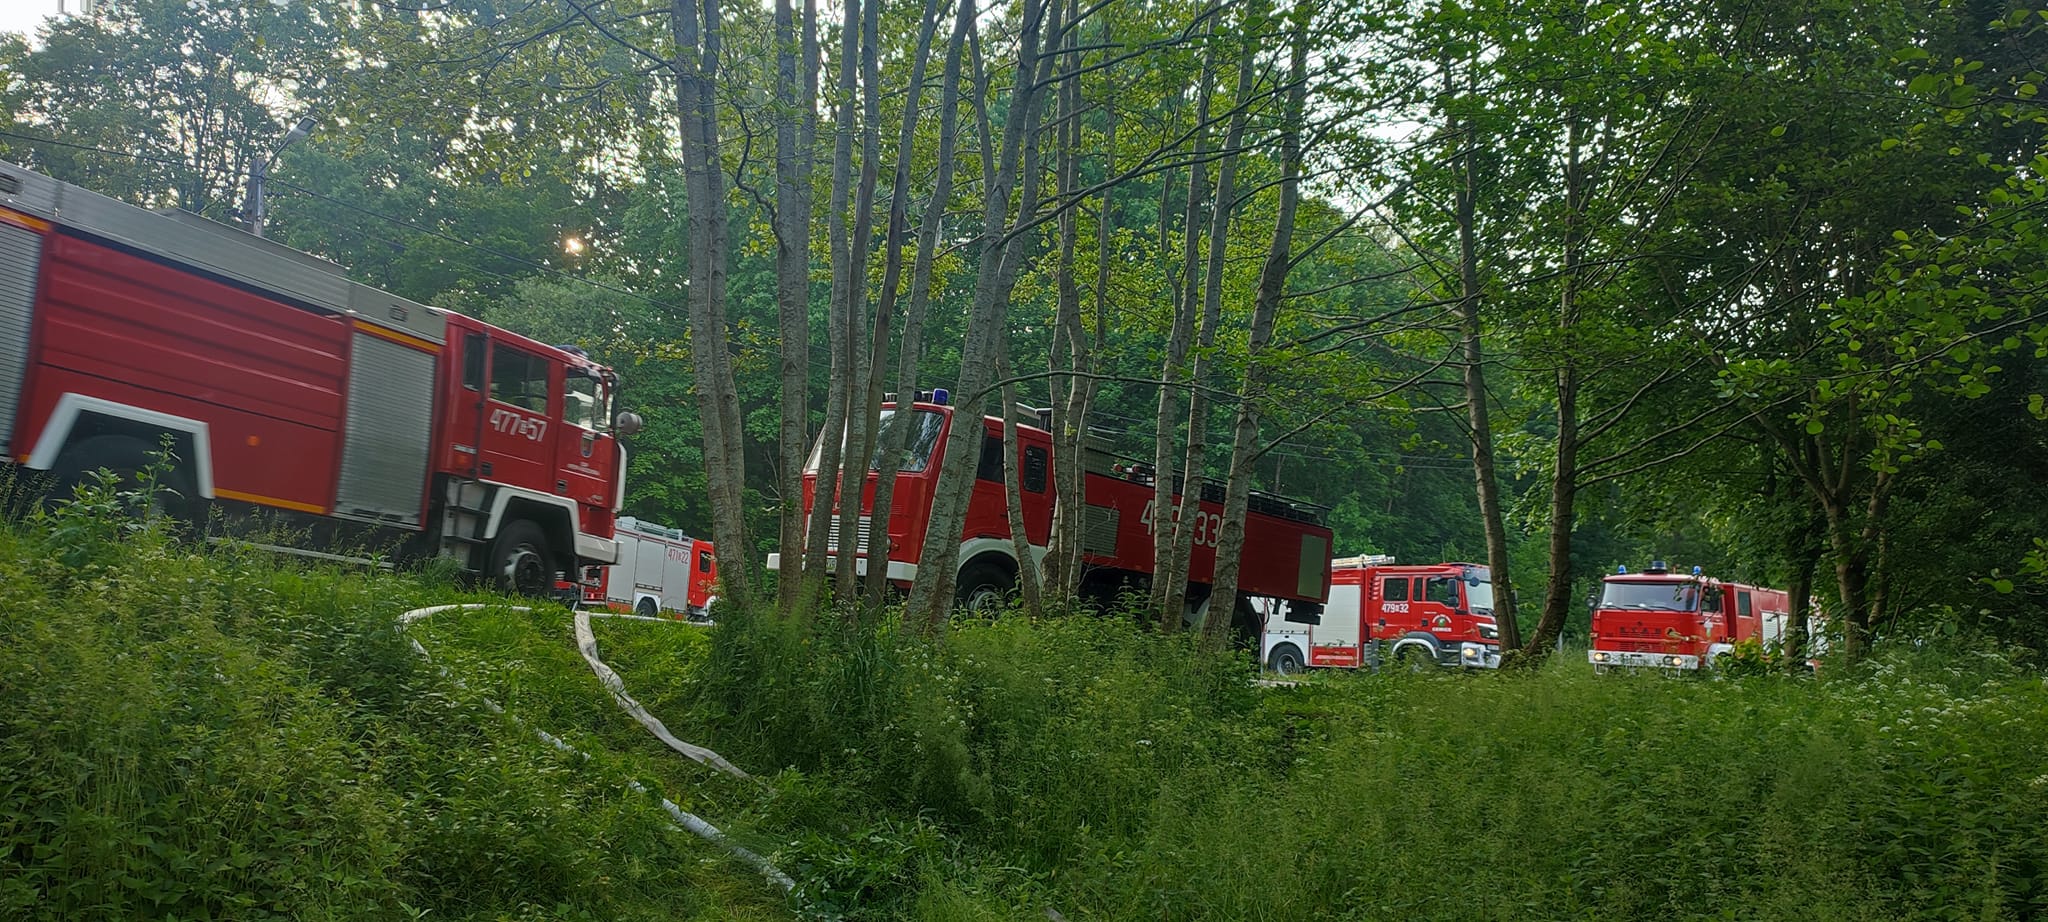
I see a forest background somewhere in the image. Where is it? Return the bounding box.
[1,0,2044,659]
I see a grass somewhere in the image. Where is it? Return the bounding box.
[4,478,2045,920]
[0,476,793,921]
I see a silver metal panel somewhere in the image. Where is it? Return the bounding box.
[0,162,62,215]
[346,283,447,345]
[335,333,435,527]
[0,223,39,452]
[1083,504,1119,557]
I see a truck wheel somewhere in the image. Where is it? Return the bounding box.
[47,434,197,523]
[1394,644,1434,673]
[1267,644,1306,676]
[955,559,1014,614]
[636,596,660,618]
[490,519,554,598]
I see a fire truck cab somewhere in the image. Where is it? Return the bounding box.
[1587,561,1791,672]
[767,392,1335,641]
[1261,557,1502,674]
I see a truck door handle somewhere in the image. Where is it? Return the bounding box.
[556,480,569,494]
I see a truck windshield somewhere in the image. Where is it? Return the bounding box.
[1600,580,1698,611]
[1465,577,1495,612]
[804,409,947,474]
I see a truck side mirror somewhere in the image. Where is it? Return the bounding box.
[615,410,645,437]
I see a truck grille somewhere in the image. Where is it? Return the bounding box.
[822,515,873,555]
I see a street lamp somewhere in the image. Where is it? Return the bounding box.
[243,114,316,238]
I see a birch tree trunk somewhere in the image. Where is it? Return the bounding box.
[1042,0,1088,599]
[672,0,752,610]
[1166,22,1254,632]
[772,0,821,618]
[998,348,1044,616]
[905,0,1049,629]
[1151,37,1215,629]
[833,0,887,603]
[1207,13,1307,641]
[801,0,864,590]
[864,0,956,607]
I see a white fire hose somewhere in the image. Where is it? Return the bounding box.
[398,604,793,894]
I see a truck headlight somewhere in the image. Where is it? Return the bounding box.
[1664,655,1682,666]
[1593,651,1610,663]
[1462,646,1480,659]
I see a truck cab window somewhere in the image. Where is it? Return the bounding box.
[698,550,712,574]
[1425,576,1458,607]
[1023,446,1048,493]
[490,344,551,413]
[564,372,606,431]
[1383,578,1409,602]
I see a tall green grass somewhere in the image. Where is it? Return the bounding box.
[576,599,2048,920]
[6,477,2043,920]
[0,477,790,921]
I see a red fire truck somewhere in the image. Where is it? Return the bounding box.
[1587,560,1792,672]
[767,392,1335,638]
[577,516,718,620]
[1259,555,1501,674]
[0,160,638,594]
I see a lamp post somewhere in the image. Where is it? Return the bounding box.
[243,115,316,238]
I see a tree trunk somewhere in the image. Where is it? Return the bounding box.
[1782,497,1824,669]
[864,0,955,608]
[905,0,1047,629]
[1449,54,1520,652]
[1522,365,1578,658]
[1516,97,1588,665]
[834,0,887,603]
[771,0,821,618]
[999,348,1045,617]
[672,0,752,610]
[1042,0,1089,600]
[1048,10,1114,602]
[1152,37,1215,629]
[1208,12,1306,641]
[802,0,864,591]
[1168,24,1254,634]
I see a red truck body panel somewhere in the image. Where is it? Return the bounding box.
[795,402,1333,608]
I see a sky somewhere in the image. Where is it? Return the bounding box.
[0,1,59,42]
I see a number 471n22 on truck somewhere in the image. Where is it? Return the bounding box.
[0,160,642,594]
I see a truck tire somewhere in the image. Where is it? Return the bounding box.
[1267,643,1306,676]
[490,519,554,598]
[636,596,660,618]
[1393,643,1434,673]
[955,558,1015,614]
[47,434,197,523]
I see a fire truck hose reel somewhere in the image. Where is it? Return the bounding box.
[399,603,792,895]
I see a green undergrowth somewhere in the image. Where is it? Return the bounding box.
[582,600,2048,921]
[0,478,792,921]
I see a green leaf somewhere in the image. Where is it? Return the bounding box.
[1805,419,1825,435]
[1881,137,1900,150]
[1770,125,1787,138]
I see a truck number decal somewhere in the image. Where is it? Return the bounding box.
[490,407,548,442]
[1384,602,1409,614]
[1139,500,1225,549]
